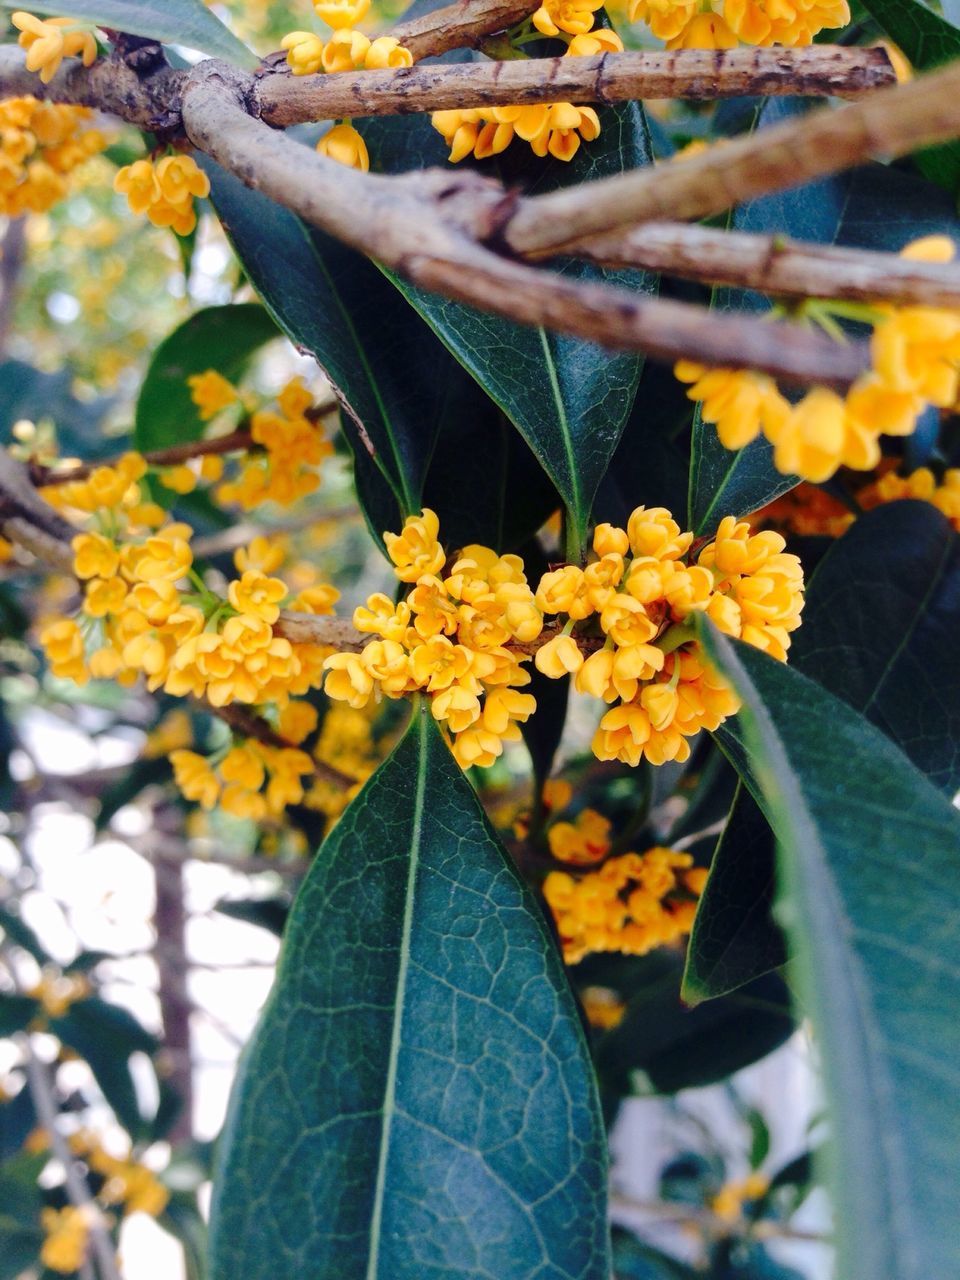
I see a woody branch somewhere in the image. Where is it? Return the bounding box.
[252,47,895,127]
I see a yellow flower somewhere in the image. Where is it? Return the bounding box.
[188,370,239,420]
[532,0,604,36]
[316,122,369,171]
[84,575,128,618]
[548,808,611,864]
[113,158,160,215]
[323,651,375,708]
[364,36,414,69]
[281,30,326,75]
[628,0,699,40]
[170,751,220,808]
[155,154,210,206]
[565,28,625,53]
[321,29,371,72]
[220,745,266,792]
[40,1205,92,1274]
[40,617,88,682]
[314,0,371,29]
[234,534,288,575]
[13,12,97,84]
[384,508,445,582]
[529,103,601,162]
[666,11,739,46]
[160,464,198,495]
[73,531,119,579]
[228,570,287,624]
[535,633,584,678]
[278,700,320,744]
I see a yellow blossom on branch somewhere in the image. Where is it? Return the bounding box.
[12,11,97,84]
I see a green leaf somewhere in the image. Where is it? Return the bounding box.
[0,994,38,1037]
[696,620,960,1280]
[686,501,960,1001]
[203,160,558,548]
[611,1230,699,1280]
[1,0,258,68]
[134,304,278,453]
[52,998,158,1136]
[0,906,48,963]
[683,787,780,1003]
[359,103,655,553]
[210,708,610,1280]
[589,953,793,1096]
[858,0,960,189]
[792,501,960,795]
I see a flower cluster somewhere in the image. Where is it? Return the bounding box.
[627,0,848,48]
[0,96,106,217]
[281,0,413,173]
[171,739,316,820]
[712,1172,771,1222]
[676,237,960,483]
[859,465,960,531]
[38,453,339,708]
[25,969,91,1020]
[205,375,335,509]
[534,507,804,766]
[323,509,541,770]
[543,845,704,964]
[12,11,97,83]
[578,986,627,1029]
[547,805,613,864]
[431,2,621,163]
[113,153,210,237]
[752,483,854,538]
[40,1206,94,1274]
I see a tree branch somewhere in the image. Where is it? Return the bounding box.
[389,0,539,60]
[575,220,960,309]
[182,61,868,387]
[504,57,960,254]
[33,428,255,487]
[254,47,894,127]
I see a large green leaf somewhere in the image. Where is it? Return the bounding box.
[359,101,655,555]
[686,500,960,1000]
[858,0,960,190]
[792,501,960,794]
[696,620,960,1280]
[134,304,278,453]
[209,708,610,1280]
[1,0,258,67]
[203,160,558,548]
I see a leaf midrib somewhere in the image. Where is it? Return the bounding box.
[365,710,428,1279]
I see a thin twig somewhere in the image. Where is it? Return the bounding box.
[2,957,124,1280]
[576,221,960,309]
[254,47,895,127]
[390,0,539,60]
[610,1195,831,1244]
[32,428,255,487]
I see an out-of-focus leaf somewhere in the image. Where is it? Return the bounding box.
[0,360,113,454]
[134,304,278,453]
[214,896,290,938]
[858,0,960,189]
[96,756,171,831]
[697,621,960,1280]
[52,998,158,1136]
[0,1087,35,1162]
[611,1229,699,1280]
[160,1192,208,1280]
[0,994,39,1037]
[593,951,793,1096]
[0,0,258,67]
[0,906,48,963]
[210,709,611,1280]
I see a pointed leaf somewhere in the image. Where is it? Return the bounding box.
[696,619,960,1280]
[209,708,610,1280]
[686,501,960,1000]
[360,103,655,552]
[1,0,258,68]
[134,304,279,452]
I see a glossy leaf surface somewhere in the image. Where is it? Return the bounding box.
[1,0,258,67]
[210,709,610,1280]
[698,621,960,1280]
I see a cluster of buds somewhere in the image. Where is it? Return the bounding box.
[323,509,541,770]
[38,452,339,707]
[676,237,960,483]
[859,465,960,531]
[171,739,316,821]
[544,846,704,964]
[281,0,413,173]
[0,96,106,217]
[431,0,621,163]
[12,11,97,83]
[627,0,848,48]
[534,507,804,766]
[195,374,336,510]
[113,153,210,237]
